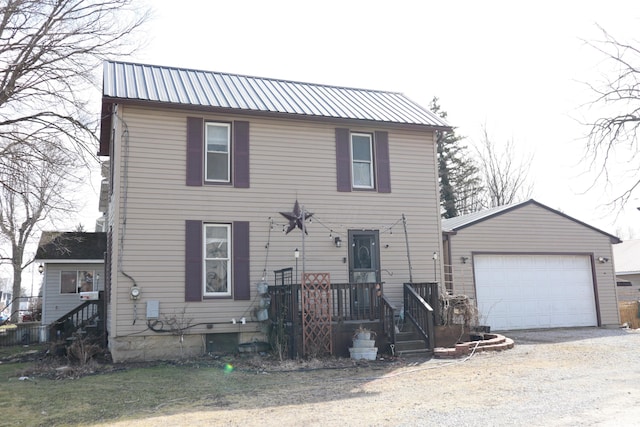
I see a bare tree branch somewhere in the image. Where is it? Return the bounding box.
[475,126,533,208]
[0,1,148,322]
[583,25,640,210]
[0,0,149,164]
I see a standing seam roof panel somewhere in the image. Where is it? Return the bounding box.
[297,83,339,117]
[102,61,451,128]
[317,86,363,120]
[278,80,315,116]
[236,76,267,111]
[355,90,398,123]
[251,79,280,112]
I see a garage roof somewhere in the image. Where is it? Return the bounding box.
[442,199,621,244]
[612,239,640,274]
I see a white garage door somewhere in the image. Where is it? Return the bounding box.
[474,254,598,330]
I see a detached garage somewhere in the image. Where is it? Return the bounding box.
[442,200,621,331]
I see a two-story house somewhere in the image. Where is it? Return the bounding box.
[99,61,450,361]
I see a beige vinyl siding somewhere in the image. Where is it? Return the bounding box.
[42,262,104,325]
[109,105,442,338]
[447,203,619,326]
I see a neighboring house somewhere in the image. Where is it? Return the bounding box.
[99,61,450,362]
[35,232,107,326]
[442,199,621,331]
[612,239,640,301]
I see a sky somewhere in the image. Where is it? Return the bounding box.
[76,0,640,238]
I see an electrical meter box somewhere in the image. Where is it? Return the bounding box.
[146,300,159,319]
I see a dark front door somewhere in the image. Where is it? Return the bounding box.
[348,230,380,283]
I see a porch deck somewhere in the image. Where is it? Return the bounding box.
[266,272,438,358]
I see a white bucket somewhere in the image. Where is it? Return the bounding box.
[256,281,269,295]
[256,308,269,321]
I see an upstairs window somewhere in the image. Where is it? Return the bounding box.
[186,118,249,187]
[335,128,390,193]
[351,133,374,189]
[205,123,231,182]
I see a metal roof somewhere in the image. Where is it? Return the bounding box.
[102,61,451,128]
[441,202,520,232]
[613,239,640,274]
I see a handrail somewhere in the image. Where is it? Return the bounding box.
[380,295,396,345]
[268,282,384,324]
[49,298,103,342]
[403,283,435,350]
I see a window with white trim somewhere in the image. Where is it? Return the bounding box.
[205,122,231,182]
[351,133,374,189]
[203,224,231,296]
[60,270,95,294]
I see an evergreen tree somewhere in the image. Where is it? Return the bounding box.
[430,98,483,218]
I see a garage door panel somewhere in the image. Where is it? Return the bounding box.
[474,255,597,330]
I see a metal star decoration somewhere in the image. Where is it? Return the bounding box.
[280,200,313,234]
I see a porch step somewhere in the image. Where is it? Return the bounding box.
[392,323,431,357]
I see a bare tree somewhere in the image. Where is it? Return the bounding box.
[0,1,147,321]
[0,139,81,322]
[475,127,533,208]
[0,0,148,164]
[583,26,640,209]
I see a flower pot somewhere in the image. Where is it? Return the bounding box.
[354,331,374,341]
[349,347,378,360]
[352,338,376,348]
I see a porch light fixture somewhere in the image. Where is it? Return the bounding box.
[460,256,469,264]
[597,256,609,263]
[334,236,342,248]
[38,264,44,274]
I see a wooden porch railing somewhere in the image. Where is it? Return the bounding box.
[380,295,396,346]
[403,282,437,350]
[268,282,384,324]
[49,293,106,346]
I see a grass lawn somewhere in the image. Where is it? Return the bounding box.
[0,345,284,426]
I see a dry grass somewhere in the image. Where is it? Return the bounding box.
[0,345,389,427]
[619,301,640,329]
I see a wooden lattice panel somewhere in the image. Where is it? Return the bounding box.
[301,272,332,357]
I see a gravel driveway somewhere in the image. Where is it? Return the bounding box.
[107,327,640,427]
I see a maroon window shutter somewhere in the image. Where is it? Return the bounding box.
[374,131,391,193]
[185,220,203,301]
[233,121,250,188]
[335,128,351,192]
[186,117,203,186]
[233,221,250,300]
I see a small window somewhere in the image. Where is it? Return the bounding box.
[204,224,231,296]
[351,133,374,189]
[60,270,95,294]
[205,122,231,182]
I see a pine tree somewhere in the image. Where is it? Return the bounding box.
[430,98,483,218]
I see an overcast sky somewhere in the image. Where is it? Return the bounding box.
[86,0,640,238]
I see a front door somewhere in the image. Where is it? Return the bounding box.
[348,230,380,283]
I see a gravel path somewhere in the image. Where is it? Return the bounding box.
[106,327,640,427]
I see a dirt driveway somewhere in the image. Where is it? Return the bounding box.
[101,328,640,427]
